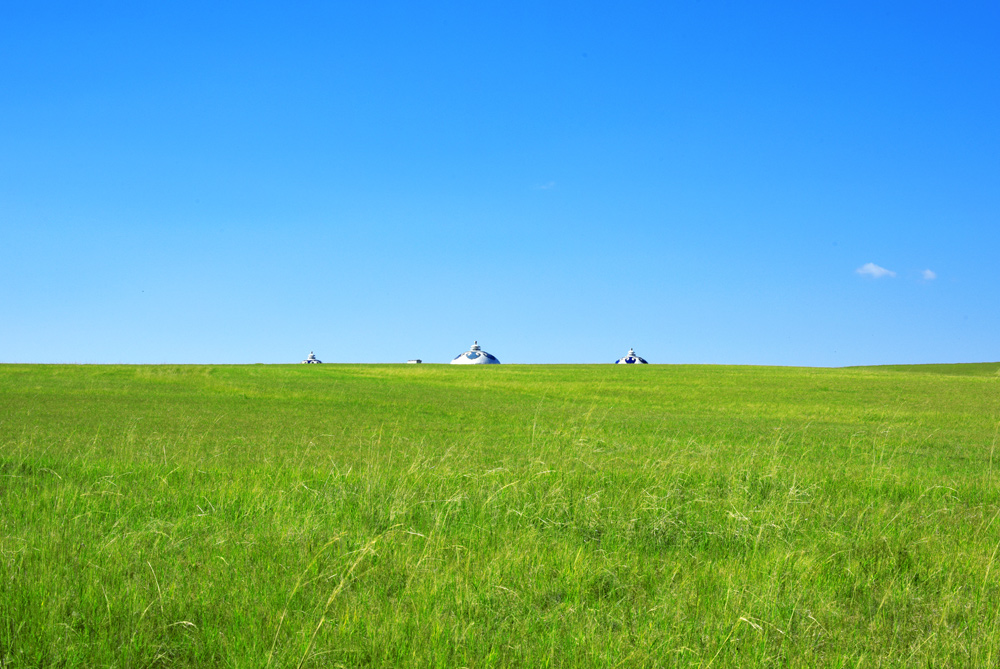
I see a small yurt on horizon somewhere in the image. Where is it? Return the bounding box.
[451,341,500,365]
[615,348,648,364]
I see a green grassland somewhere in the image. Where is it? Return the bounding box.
[2,362,1000,667]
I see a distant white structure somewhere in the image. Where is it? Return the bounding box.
[407,359,422,364]
[451,341,500,365]
[615,348,647,364]
[301,351,322,364]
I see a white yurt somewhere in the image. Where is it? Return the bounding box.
[301,351,322,364]
[451,341,500,365]
[615,348,648,364]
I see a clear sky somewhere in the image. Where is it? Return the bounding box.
[2,2,998,365]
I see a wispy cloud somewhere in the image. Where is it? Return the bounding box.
[856,262,896,278]
[535,181,556,190]
[922,269,937,280]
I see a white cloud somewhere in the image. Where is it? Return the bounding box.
[922,269,937,280]
[856,262,896,278]
[535,181,556,190]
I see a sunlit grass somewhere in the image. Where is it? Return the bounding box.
[2,362,999,666]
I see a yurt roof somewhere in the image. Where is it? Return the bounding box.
[451,341,500,365]
[615,348,648,364]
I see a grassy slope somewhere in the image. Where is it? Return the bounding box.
[2,363,999,667]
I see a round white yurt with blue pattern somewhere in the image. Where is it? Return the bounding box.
[615,348,647,364]
[451,341,500,365]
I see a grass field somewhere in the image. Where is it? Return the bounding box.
[2,362,1000,667]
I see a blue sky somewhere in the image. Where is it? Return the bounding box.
[2,2,998,365]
